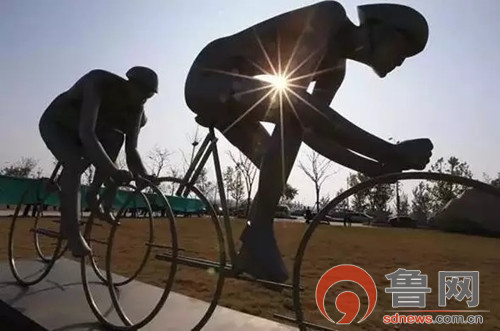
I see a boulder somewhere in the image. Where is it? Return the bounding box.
[435,188,500,235]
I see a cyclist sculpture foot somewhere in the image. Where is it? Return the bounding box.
[86,178,121,226]
[185,2,432,282]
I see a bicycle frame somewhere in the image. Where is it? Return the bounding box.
[176,127,238,266]
[49,162,63,183]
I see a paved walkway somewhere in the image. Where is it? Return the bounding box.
[0,258,296,330]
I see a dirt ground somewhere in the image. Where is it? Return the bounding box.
[1,215,499,330]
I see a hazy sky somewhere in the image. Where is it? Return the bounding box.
[1,0,499,206]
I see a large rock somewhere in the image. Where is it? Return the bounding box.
[435,188,500,235]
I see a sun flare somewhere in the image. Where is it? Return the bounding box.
[212,28,337,189]
[255,74,289,91]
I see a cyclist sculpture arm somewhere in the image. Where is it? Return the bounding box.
[78,77,134,183]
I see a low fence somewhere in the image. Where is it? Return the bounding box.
[0,175,206,214]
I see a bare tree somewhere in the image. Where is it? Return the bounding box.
[228,151,257,217]
[148,146,171,177]
[175,127,217,200]
[166,166,181,196]
[209,179,219,206]
[319,193,332,210]
[223,166,234,207]
[179,126,206,175]
[429,156,472,212]
[367,183,394,215]
[335,188,349,210]
[230,170,244,212]
[115,151,127,170]
[82,165,95,186]
[1,157,42,178]
[186,126,203,167]
[196,168,215,198]
[347,172,370,212]
[398,192,410,216]
[299,151,334,212]
[2,157,43,218]
[411,182,432,222]
[280,183,298,205]
[490,172,500,188]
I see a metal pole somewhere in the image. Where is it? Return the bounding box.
[176,134,211,196]
[396,180,400,220]
[182,141,215,198]
[209,127,237,265]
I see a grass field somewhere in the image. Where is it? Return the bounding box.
[1,215,499,330]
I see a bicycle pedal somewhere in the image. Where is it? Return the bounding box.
[234,273,288,291]
[102,218,121,226]
[31,228,63,239]
[228,265,298,291]
[94,212,120,226]
[87,238,108,245]
[82,220,103,227]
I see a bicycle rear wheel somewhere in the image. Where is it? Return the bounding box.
[292,171,500,331]
[8,179,67,286]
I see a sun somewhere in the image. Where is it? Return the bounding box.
[254,74,289,91]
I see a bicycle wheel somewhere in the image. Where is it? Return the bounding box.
[102,178,182,330]
[140,177,226,331]
[81,180,165,330]
[8,178,67,287]
[33,180,68,262]
[85,183,154,286]
[292,171,500,331]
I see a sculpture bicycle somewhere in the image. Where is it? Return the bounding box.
[7,126,500,330]
[7,161,179,330]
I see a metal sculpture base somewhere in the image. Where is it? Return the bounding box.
[0,258,294,330]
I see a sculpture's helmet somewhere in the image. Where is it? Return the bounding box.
[126,66,159,93]
[358,4,429,57]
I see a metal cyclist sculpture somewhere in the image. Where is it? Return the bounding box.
[38,66,159,257]
[184,1,433,282]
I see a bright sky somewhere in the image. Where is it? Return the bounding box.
[1,0,500,206]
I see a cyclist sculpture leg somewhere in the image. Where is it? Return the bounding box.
[39,113,92,257]
[237,111,302,282]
